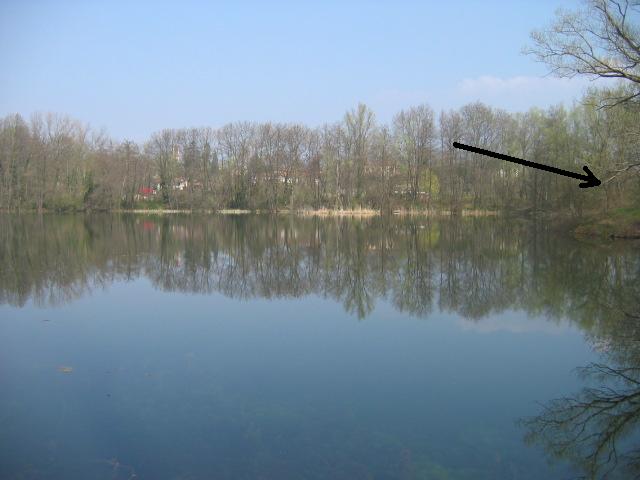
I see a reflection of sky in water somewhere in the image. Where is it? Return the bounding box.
[1,214,638,479]
[1,277,596,479]
[455,309,575,335]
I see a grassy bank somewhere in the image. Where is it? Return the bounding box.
[574,208,640,239]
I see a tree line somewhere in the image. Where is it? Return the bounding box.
[0,85,638,214]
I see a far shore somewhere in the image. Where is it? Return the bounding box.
[3,207,638,239]
[105,207,500,217]
[0,207,500,216]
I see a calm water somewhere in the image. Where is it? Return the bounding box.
[1,214,638,480]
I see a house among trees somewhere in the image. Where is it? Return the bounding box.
[137,186,156,200]
[173,178,189,190]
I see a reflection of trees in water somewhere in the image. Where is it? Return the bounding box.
[516,239,640,479]
[1,214,638,326]
[524,363,640,479]
[523,299,640,479]
[0,214,140,307]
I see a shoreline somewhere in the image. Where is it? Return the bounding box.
[0,207,500,216]
[573,207,640,240]
[2,208,638,239]
[115,207,501,217]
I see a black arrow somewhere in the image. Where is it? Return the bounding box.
[452,142,601,188]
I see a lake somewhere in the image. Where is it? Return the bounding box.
[1,214,638,479]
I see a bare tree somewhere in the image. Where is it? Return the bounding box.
[118,140,141,207]
[393,104,436,205]
[525,0,640,107]
[146,129,177,205]
[370,126,398,212]
[0,114,31,210]
[344,103,375,205]
[439,110,464,212]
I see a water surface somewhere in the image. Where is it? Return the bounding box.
[1,214,638,479]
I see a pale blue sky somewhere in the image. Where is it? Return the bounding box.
[0,0,599,140]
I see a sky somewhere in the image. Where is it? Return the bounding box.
[0,0,606,141]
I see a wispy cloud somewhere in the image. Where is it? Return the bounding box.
[367,75,610,122]
[456,312,572,335]
[458,75,580,94]
[455,75,602,110]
